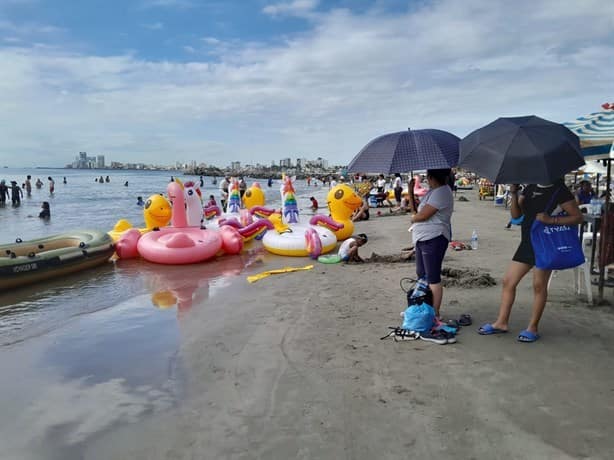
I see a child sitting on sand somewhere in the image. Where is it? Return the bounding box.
[338,233,368,263]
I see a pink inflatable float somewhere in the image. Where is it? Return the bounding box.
[119,179,243,264]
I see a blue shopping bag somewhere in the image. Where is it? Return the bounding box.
[530,187,584,270]
[531,219,584,270]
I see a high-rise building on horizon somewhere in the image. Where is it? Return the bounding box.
[96,155,105,169]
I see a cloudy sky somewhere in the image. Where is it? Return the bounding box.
[0,0,612,168]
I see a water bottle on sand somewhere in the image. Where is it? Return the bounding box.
[471,229,479,250]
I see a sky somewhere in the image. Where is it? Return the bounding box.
[0,0,612,168]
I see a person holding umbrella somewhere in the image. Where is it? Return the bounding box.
[408,168,454,318]
[478,180,583,342]
[459,116,587,342]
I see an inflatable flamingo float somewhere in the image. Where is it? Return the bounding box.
[117,179,243,264]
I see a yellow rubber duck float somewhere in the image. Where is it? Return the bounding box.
[326,184,364,241]
[242,182,266,209]
[108,194,172,242]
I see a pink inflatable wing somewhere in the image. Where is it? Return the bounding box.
[304,227,322,259]
[115,228,141,259]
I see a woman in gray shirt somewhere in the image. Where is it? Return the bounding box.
[408,169,454,317]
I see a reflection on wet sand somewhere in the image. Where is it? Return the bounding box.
[144,250,265,316]
[0,248,266,459]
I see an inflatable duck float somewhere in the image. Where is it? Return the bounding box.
[326,184,364,241]
[116,179,243,264]
[108,194,172,242]
[204,179,273,241]
[256,175,343,258]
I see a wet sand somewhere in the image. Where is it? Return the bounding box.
[1,191,614,459]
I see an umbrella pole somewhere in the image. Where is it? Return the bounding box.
[596,173,600,196]
[598,159,611,301]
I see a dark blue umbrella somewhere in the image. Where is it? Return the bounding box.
[459,116,585,184]
[347,128,460,174]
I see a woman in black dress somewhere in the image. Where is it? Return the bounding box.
[478,179,582,342]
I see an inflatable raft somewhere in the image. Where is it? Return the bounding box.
[0,230,115,290]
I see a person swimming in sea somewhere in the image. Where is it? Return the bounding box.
[39,201,50,219]
[137,196,145,206]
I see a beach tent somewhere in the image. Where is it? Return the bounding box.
[564,104,614,301]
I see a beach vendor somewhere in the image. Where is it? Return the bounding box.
[338,233,368,263]
[478,180,582,343]
[408,169,454,318]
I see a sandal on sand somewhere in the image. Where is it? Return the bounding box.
[478,323,508,335]
[517,330,540,343]
[458,314,472,327]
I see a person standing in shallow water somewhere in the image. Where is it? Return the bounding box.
[0,180,9,205]
[10,181,23,206]
[24,175,32,197]
[48,177,55,194]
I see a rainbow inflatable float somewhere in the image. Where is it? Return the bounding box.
[203,179,273,241]
[255,175,343,258]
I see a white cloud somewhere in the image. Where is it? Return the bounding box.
[0,0,613,167]
[262,0,319,17]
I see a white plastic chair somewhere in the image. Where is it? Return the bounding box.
[547,261,593,304]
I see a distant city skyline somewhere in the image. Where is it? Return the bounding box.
[0,1,612,168]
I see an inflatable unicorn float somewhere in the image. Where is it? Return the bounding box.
[116,179,243,264]
[202,179,273,241]
[250,175,345,258]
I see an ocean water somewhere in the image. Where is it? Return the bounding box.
[0,168,330,243]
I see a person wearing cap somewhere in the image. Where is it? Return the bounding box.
[0,180,9,205]
[337,233,368,263]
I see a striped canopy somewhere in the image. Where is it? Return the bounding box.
[564,109,614,160]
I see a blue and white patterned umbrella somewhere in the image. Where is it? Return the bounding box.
[564,107,614,159]
[347,129,460,174]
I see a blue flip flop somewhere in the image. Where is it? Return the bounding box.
[477,323,508,335]
[517,330,540,343]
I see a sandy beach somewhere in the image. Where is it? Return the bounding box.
[1,191,614,459]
